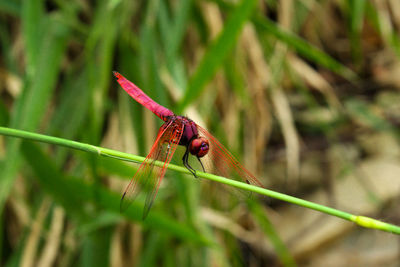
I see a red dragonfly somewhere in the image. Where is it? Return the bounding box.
[113,71,263,218]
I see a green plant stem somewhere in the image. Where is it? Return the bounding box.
[1,126,399,234]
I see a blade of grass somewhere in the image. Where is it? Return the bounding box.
[82,4,120,237]
[161,0,192,58]
[47,69,90,165]
[21,143,88,217]
[84,1,119,144]
[2,127,400,234]
[0,20,17,73]
[348,0,366,64]
[345,99,400,138]
[81,228,112,267]
[96,156,137,178]
[0,98,9,126]
[364,1,400,57]
[139,0,169,108]
[253,16,357,80]
[138,232,162,267]
[0,0,20,16]
[118,39,147,155]
[248,200,296,267]
[0,212,2,264]
[78,212,121,235]
[4,230,26,267]
[20,140,211,245]
[21,0,44,77]
[177,0,258,111]
[224,51,248,101]
[0,15,69,213]
[158,0,191,90]
[212,0,357,81]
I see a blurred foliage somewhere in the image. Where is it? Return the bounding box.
[1,0,400,266]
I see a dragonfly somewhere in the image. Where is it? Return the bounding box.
[113,71,263,218]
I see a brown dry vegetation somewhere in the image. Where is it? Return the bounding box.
[1,0,400,266]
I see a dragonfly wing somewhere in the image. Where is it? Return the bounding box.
[142,122,184,218]
[120,121,172,212]
[196,125,264,188]
[120,120,184,219]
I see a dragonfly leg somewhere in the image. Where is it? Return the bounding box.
[182,146,198,178]
[196,156,205,172]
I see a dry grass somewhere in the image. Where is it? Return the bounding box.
[1,0,400,266]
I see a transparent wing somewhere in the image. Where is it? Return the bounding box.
[196,125,264,188]
[120,120,184,219]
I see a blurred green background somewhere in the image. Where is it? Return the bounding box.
[1,0,400,266]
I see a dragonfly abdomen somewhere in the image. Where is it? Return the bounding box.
[113,71,174,121]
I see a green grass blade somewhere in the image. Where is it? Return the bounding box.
[81,229,112,267]
[84,1,119,143]
[0,0,21,16]
[47,69,90,164]
[117,35,148,154]
[158,0,192,74]
[139,2,169,108]
[177,0,258,111]
[0,18,17,72]
[78,212,121,235]
[2,127,400,235]
[254,16,357,80]
[348,0,366,64]
[21,0,44,77]
[0,16,69,213]
[138,232,162,267]
[364,1,400,57]
[345,99,399,137]
[0,98,9,126]
[211,0,356,80]
[249,200,296,267]
[96,156,136,178]
[166,0,192,57]
[0,212,2,264]
[20,140,210,244]
[21,141,87,216]
[157,0,189,90]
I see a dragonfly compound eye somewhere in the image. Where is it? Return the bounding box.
[189,137,209,157]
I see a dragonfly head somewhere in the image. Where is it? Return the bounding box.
[189,137,209,158]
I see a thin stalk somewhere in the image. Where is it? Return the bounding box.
[1,126,399,234]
